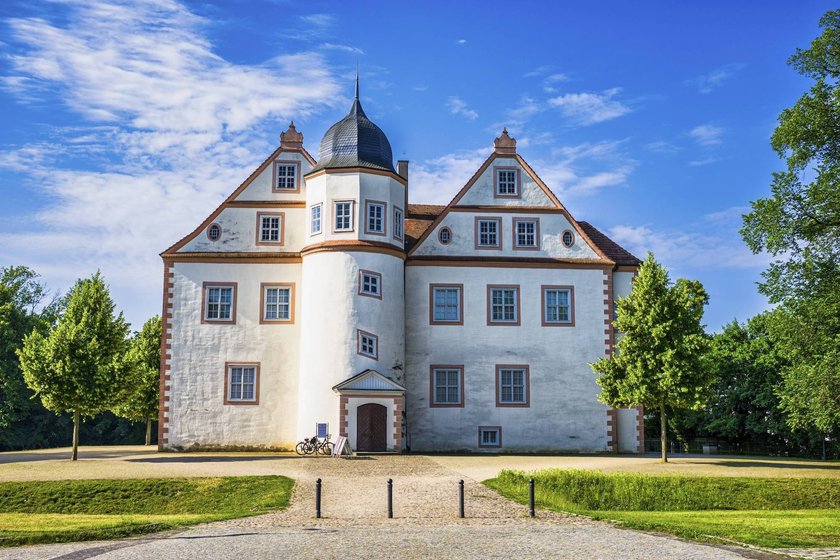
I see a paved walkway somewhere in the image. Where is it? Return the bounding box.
[0,454,789,560]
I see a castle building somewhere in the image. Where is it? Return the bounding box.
[158,79,643,453]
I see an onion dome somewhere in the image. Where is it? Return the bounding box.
[310,75,395,174]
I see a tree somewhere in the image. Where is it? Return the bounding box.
[591,253,710,462]
[18,272,130,460]
[113,316,161,446]
[741,9,840,436]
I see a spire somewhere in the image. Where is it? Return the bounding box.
[355,64,360,100]
[350,69,366,117]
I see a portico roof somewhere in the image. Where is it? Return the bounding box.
[332,369,406,394]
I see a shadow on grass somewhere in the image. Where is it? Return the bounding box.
[712,460,840,471]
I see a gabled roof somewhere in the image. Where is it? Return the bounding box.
[332,369,406,393]
[577,222,641,266]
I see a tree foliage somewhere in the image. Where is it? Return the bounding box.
[591,253,710,462]
[113,316,160,445]
[741,9,840,434]
[18,271,130,459]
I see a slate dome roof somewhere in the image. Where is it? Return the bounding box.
[310,76,395,174]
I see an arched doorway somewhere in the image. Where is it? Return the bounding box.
[356,403,387,452]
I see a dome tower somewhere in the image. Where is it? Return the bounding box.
[297,76,407,452]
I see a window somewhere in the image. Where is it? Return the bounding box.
[513,218,539,249]
[225,362,259,404]
[359,270,382,299]
[487,285,520,325]
[316,422,329,438]
[438,227,452,245]
[495,167,519,197]
[202,283,236,324]
[393,206,404,240]
[542,286,574,326]
[357,330,378,360]
[478,426,502,448]
[562,229,575,248]
[261,283,294,323]
[256,212,283,245]
[365,201,386,235]
[274,161,299,191]
[311,204,322,235]
[207,223,221,241]
[334,201,354,232]
[430,366,464,407]
[430,284,463,325]
[476,217,501,248]
[496,365,529,406]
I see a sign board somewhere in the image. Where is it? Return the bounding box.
[331,436,353,458]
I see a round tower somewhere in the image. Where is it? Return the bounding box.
[297,77,406,452]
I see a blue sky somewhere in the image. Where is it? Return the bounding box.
[0,0,832,331]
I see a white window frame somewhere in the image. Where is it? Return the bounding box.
[543,286,574,325]
[365,201,386,235]
[357,330,378,360]
[262,284,292,322]
[260,214,281,243]
[310,204,322,235]
[204,284,235,322]
[514,219,538,248]
[495,168,519,197]
[431,285,462,324]
[275,163,297,190]
[476,218,501,248]
[334,201,354,232]
[488,286,519,325]
[497,366,529,406]
[226,364,257,403]
[431,367,463,406]
[359,270,382,299]
[478,426,502,448]
[393,206,404,241]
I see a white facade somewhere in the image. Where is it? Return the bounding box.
[158,120,643,454]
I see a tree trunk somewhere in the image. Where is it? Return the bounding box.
[660,401,668,464]
[145,419,152,446]
[72,409,80,461]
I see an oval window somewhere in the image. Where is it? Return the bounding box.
[438,227,452,245]
[562,230,574,248]
[207,223,222,241]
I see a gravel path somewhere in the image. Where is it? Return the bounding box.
[0,454,786,560]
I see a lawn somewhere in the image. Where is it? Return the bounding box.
[485,469,840,549]
[0,476,294,547]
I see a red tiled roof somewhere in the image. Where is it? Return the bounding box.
[577,221,641,266]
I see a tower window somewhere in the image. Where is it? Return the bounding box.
[334,201,354,232]
[359,270,382,299]
[365,201,386,235]
[393,206,404,240]
[311,204,322,235]
[357,330,378,360]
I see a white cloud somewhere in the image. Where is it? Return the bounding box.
[645,140,681,154]
[320,43,364,54]
[0,0,341,328]
[548,88,631,125]
[689,124,724,146]
[447,96,478,120]
[411,149,488,204]
[456,39,467,45]
[685,63,745,94]
[523,65,552,78]
[688,157,720,167]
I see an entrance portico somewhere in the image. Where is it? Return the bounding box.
[333,370,406,452]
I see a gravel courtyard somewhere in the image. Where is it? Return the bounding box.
[1,447,832,559]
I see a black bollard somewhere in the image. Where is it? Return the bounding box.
[458,479,465,518]
[315,478,322,519]
[387,478,393,519]
[529,477,535,518]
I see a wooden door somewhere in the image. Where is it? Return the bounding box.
[356,403,387,452]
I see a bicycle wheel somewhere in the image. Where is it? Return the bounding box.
[304,442,317,455]
[322,442,334,456]
[295,442,307,455]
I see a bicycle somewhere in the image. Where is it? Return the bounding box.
[295,434,334,456]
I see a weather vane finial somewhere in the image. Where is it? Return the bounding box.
[355,61,360,100]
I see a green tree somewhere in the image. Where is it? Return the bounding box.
[591,253,710,462]
[18,272,130,460]
[113,316,160,446]
[741,9,840,436]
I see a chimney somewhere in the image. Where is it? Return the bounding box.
[397,160,409,181]
[493,128,516,155]
[280,121,303,149]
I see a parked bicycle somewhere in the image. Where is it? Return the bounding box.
[295,434,334,456]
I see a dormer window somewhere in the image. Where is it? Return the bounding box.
[274,161,299,191]
[495,167,519,197]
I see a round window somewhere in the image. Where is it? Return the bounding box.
[562,230,575,248]
[207,223,222,241]
[438,227,452,245]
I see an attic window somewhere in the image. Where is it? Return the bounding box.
[495,167,519,197]
[438,227,452,245]
[207,223,221,241]
[562,230,575,248]
[274,162,299,191]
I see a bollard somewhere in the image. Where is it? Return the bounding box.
[529,477,535,517]
[387,478,393,519]
[315,478,322,519]
[458,479,465,518]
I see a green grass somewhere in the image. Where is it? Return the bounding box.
[0,476,294,547]
[485,469,840,549]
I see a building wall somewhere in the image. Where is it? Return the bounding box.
[164,261,301,450]
[405,264,611,452]
[455,156,554,207]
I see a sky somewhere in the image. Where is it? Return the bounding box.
[0,0,833,332]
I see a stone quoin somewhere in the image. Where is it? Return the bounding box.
[159,77,643,453]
